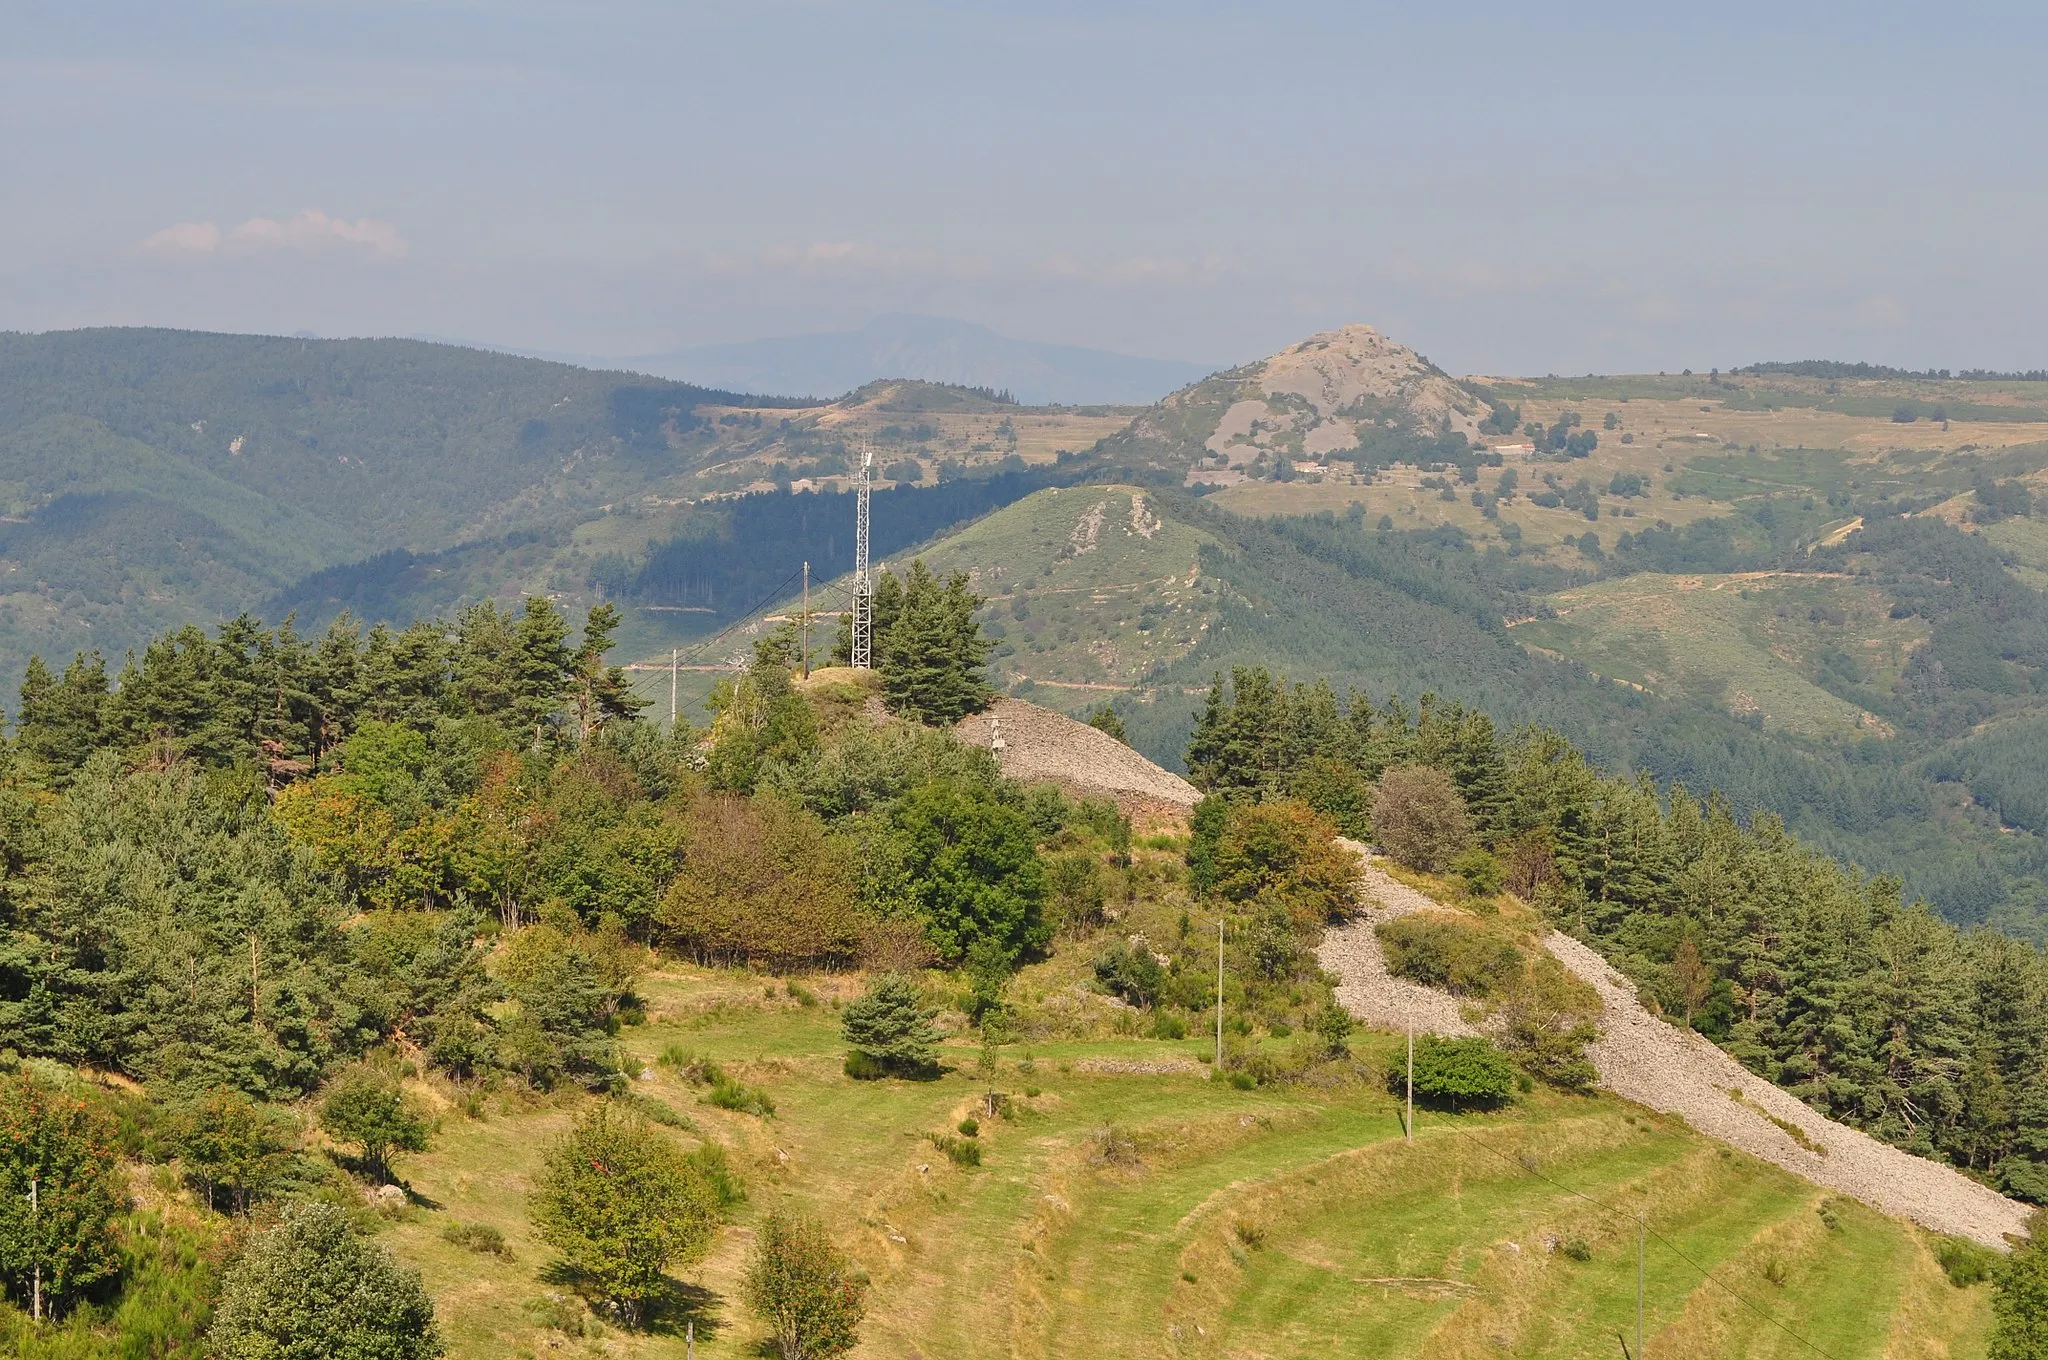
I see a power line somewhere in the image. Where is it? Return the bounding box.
[1413,1110,1845,1360]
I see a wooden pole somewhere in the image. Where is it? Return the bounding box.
[802,560,811,678]
[1400,1024,1417,1138]
[1215,919,1225,1069]
[669,648,678,727]
[1637,1216,1646,1360]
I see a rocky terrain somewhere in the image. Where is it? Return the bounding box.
[1320,849,2033,1249]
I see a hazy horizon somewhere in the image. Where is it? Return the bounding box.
[9,1,2048,378]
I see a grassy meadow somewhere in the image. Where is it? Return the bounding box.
[377,964,1994,1359]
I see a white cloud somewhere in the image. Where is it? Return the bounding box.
[139,210,407,259]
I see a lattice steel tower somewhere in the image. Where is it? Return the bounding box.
[851,444,874,669]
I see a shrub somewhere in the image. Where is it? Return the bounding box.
[659,794,865,969]
[1450,847,1503,898]
[1150,1012,1189,1040]
[1390,1036,1517,1111]
[841,975,941,1077]
[1993,1214,2048,1358]
[1376,912,1523,997]
[706,1075,776,1118]
[1370,766,1471,872]
[1491,954,1601,1091]
[208,1201,442,1360]
[1936,1235,1997,1287]
[529,1105,721,1327]
[441,1221,511,1257]
[1211,799,1356,928]
[1045,851,1109,933]
[684,1142,748,1212]
[1093,940,1166,1008]
[957,1117,980,1138]
[926,1133,981,1167]
[319,1069,430,1184]
[1560,1237,1592,1262]
[743,1211,867,1360]
[842,1051,887,1081]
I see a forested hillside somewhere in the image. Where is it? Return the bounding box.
[0,588,2042,1357]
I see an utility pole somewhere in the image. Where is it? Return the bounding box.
[1637,1215,1646,1360]
[1215,919,1225,1069]
[669,647,678,727]
[801,560,811,678]
[29,1175,39,1323]
[1406,1018,1414,1144]
[851,445,874,669]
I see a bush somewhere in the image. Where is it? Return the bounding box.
[1370,766,1471,872]
[1150,1012,1189,1040]
[1376,912,1523,997]
[743,1211,867,1360]
[842,975,941,1077]
[1560,1237,1592,1262]
[1211,799,1356,928]
[529,1105,721,1327]
[1936,1235,1998,1288]
[684,1142,748,1212]
[842,1051,887,1081]
[659,794,865,969]
[208,1201,443,1360]
[1093,940,1166,1008]
[1390,1036,1517,1111]
[1450,847,1502,898]
[1994,1215,2048,1358]
[706,1074,776,1118]
[441,1221,511,1257]
[1492,955,1600,1091]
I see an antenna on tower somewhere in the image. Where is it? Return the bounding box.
[851,443,875,669]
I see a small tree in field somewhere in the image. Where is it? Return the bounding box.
[0,1072,126,1322]
[841,975,941,1078]
[1992,1212,2048,1360]
[529,1105,720,1327]
[1391,1036,1517,1112]
[1370,765,1472,872]
[744,1211,867,1360]
[319,1069,430,1184]
[208,1201,442,1360]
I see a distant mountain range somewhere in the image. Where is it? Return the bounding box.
[562,314,1218,406]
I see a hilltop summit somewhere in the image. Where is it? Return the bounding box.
[1095,322,1488,484]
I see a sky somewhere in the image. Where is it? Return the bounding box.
[7,0,2048,377]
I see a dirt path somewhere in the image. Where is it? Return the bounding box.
[1320,849,2031,1249]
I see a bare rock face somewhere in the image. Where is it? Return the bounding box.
[955,697,1199,813]
[1098,321,1489,485]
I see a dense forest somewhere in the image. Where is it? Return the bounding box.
[1185,665,2048,1202]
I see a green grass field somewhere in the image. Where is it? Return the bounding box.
[1511,572,1924,740]
[376,966,1993,1359]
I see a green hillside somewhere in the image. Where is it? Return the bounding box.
[371,968,1985,1360]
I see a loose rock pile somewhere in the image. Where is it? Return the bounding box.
[1320,846,2032,1248]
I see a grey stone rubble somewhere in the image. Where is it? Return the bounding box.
[1319,844,2032,1249]
[956,697,1200,812]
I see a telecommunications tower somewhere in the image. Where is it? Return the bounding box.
[851,444,874,669]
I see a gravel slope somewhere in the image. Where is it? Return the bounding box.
[956,697,1200,812]
[1321,847,2031,1249]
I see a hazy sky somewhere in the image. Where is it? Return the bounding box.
[8,0,2047,376]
